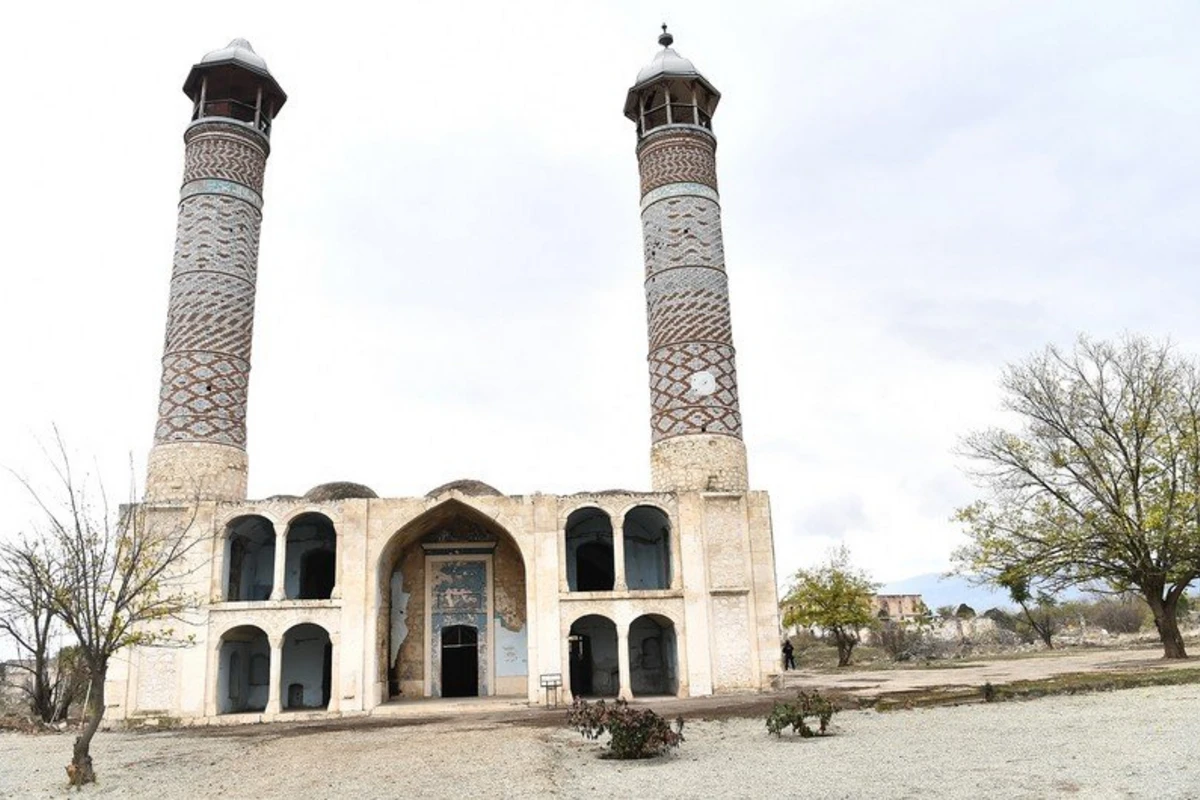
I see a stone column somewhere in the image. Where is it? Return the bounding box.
[616,622,633,701]
[270,521,287,600]
[328,633,341,712]
[611,511,627,591]
[330,531,343,600]
[146,120,272,503]
[637,130,749,493]
[266,633,284,714]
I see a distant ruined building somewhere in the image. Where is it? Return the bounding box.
[106,30,781,722]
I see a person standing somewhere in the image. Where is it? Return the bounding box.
[782,639,796,670]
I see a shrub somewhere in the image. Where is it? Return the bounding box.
[567,698,684,759]
[1083,596,1148,634]
[766,690,836,737]
[873,620,927,660]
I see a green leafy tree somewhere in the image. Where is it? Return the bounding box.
[781,547,879,667]
[5,433,200,785]
[954,335,1200,659]
[999,573,1060,647]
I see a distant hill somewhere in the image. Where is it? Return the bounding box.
[878,573,1015,613]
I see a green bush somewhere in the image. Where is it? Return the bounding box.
[766,690,836,737]
[567,698,684,759]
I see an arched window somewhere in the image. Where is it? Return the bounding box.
[565,508,614,592]
[224,516,275,601]
[623,506,671,590]
[285,513,337,600]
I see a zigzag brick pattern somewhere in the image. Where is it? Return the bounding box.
[645,267,732,350]
[638,133,718,197]
[153,121,268,449]
[641,194,725,278]
[638,129,741,444]
[648,342,742,440]
[182,123,267,193]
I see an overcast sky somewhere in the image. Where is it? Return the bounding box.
[2,0,1198,589]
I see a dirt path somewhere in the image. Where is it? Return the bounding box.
[776,646,1194,697]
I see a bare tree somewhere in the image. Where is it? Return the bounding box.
[7,432,200,786]
[954,335,1200,659]
[0,539,74,722]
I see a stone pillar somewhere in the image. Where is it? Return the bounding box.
[616,621,633,701]
[271,521,287,600]
[626,33,749,494]
[612,511,627,591]
[637,131,748,493]
[328,633,341,712]
[331,531,343,600]
[266,633,284,714]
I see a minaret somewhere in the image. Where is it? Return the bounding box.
[625,27,748,493]
[145,40,286,502]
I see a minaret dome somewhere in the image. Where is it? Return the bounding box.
[183,39,287,137]
[623,26,720,137]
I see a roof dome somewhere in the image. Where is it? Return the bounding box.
[199,38,272,76]
[632,26,710,87]
[303,482,379,502]
[635,47,701,86]
[425,479,504,499]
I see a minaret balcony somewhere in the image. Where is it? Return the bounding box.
[192,98,272,136]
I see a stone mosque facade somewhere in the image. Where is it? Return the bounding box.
[105,30,781,723]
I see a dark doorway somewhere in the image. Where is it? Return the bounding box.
[568,634,593,695]
[567,615,619,697]
[441,625,478,697]
[576,542,615,591]
[300,549,336,599]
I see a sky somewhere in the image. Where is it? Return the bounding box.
[1,0,1199,591]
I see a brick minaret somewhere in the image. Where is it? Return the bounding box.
[625,27,748,493]
[145,40,286,502]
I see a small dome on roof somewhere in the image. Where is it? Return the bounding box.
[635,46,701,86]
[199,38,271,76]
[625,26,720,123]
[425,479,504,499]
[303,482,379,502]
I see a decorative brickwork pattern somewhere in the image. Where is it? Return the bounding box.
[155,351,249,445]
[151,120,270,485]
[641,194,725,278]
[645,267,732,350]
[648,341,741,440]
[638,129,741,452]
[182,123,268,194]
[637,132,717,197]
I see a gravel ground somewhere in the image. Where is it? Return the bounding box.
[2,684,1198,799]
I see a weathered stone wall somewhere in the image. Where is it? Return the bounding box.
[650,435,748,492]
[392,543,426,697]
[145,442,249,502]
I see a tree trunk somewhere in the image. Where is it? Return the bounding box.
[1147,592,1188,659]
[833,629,855,667]
[68,668,105,786]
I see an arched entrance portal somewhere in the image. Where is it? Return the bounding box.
[378,500,528,699]
[217,625,269,714]
[629,614,678,696]
[280,623,332,710]
[568,615,619,698]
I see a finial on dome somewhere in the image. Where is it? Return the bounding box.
[658,23,674,48]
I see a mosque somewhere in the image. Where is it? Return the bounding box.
[104,29,781,722]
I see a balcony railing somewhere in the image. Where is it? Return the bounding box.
[193,98,272,136]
